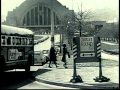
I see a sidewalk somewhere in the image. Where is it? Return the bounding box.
[33,55,119,89]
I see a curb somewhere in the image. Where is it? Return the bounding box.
[32,75,119,89]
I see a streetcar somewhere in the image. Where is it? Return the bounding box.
[0,25,34,72]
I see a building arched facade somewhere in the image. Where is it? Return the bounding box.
[4,0,73,34]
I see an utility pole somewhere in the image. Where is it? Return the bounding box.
[60,24,62,53]
[79,2,82,37]
[51,0,54,47]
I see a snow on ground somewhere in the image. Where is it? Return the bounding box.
[101,41,119,45]
[35,35,48,37]
[34,35,60,51]
[34,35,119,61]
[101,52,119,61]
[34,35,51,51]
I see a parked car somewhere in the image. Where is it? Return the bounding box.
[34,51,48,65]
[55,42,60,47]
[42,50,50,61]
[55,46,60,54]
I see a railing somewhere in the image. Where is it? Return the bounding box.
[100,37,119,43]
[19,25,62,28]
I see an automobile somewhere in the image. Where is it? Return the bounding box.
[55,42,60,47]
[54,46,60,54]
[34,51,48,65]
[42,50,50,61]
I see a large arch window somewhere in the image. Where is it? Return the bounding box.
[22,4,60,26]
[27,12,30,25]
[35,7,38,25]
[31,9,34,25]
[48,8,51,25]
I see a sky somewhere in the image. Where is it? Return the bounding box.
[1,0,119,22]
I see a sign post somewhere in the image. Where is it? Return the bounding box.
[76,36,99,63]
[94,37,110,82]
[70,36,110,83]
[70,37,83,83]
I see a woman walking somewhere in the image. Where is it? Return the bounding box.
[62,44,70,68]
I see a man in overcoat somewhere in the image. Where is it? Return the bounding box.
[48,46,58,68]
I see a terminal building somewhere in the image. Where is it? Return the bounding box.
[3,0,73,34]
[3,0,118,43]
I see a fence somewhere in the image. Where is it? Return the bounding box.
[100,37,119,43]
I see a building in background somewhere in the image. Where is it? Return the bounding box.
[3,0,73,35]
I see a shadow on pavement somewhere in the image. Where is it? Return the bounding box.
[0,71,35,89]
[32,69,52,77]
[87,82,119,90]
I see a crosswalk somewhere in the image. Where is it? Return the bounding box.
[42,55,118,69]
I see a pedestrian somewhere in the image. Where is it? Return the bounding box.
[48,46,58,68]
[61,44,70,68]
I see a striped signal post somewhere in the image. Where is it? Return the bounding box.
[73,41,77,61]
[70,37,83,83]
[72,40,77,78]
[94,37,110,82]
[97,41,101,58]
[97,38,102,78]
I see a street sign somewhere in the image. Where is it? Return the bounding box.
[80,37,94,51]
[80,53,95,57]
[73,36,101,63]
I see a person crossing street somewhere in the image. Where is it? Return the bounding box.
[61,44,70,68]
[48,46,58,68]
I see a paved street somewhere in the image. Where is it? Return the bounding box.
[33,37,119,89]
[33,54,119,89]
[0,66,76,89]
[1,0,119,89]
[44,54,119,68]
[18,80,77,89]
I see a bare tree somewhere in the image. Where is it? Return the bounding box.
[59,4,97,50]
[74,8,95,36]
[60,12,77,49]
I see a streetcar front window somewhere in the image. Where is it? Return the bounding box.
[1,35,6,45]
[12,37,16,45]
[7,37,11,45]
